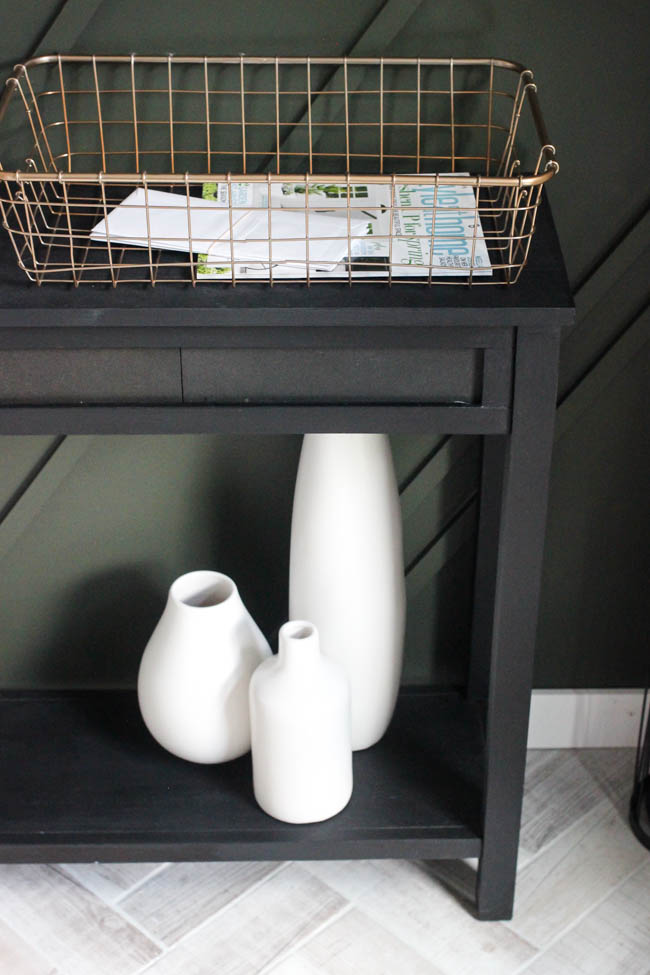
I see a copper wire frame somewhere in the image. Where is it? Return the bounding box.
[0,55,558,287]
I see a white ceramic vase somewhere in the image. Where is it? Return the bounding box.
[289,433,406,750]
[250,620,352,823]
[137,570,271,763]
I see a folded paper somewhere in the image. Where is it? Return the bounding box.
[90,188,368,271]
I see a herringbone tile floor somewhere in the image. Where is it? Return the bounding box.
[0,749,648,975]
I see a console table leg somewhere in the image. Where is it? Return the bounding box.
[467,435,506,705]
[473,327,561,921]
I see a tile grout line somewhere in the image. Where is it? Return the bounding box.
[93,894,169,954]
[130,944,177,975]
[258,900,356,975]
[48,863,167,953]
[518,747,638,865]
[47,865,169,956]
[517,751,598,846]
[25,863,168,953]
[128,860,292,975]
[427,753,631,906]
[113,863,173,904]
[56,861,172,907]
[298,861,468,972]
[508,859,650,975]
[0,865,167,972]
[515,796,613,874]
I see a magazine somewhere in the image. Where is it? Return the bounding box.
[197,176,492,280]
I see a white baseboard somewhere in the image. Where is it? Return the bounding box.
[527,689,645,748]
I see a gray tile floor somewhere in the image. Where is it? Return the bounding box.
[0,749,648,975]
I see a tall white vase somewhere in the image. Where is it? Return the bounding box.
[137,570,271,763]
[289,433,406,750]
[250,620,353,823]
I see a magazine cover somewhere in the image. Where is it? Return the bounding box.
[197,177,492,280]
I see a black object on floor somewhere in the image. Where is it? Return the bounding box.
[630,687,650,850]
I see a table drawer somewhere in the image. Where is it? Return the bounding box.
[182,348,488,405]
[0,350,182,404]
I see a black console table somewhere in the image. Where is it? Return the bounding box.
[0,196,574,920]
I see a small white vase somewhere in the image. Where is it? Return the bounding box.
[250,620,353,824]
[137,570,271,763]
[289,433,406,750]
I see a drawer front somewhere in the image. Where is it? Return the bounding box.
[182,348,485,405]
[0,350,182,404]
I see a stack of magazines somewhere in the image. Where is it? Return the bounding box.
[197,177,492,280]
[90,177,492,280]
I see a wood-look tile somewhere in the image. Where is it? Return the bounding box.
[60,862,163,903]
[577,747,637,814]
[508,803,649,949]
[266,955,324,975]
[303,859,535,975]
[519,749,614,857]
[0,864,161,975]
[525,861,650,975]
[294,906,444,975]
[0,918,59,975]
[119,860,281,945]
[140,864,348,975]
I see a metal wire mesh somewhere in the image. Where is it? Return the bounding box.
[0,55,558,286]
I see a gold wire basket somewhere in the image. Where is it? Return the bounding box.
[0,55,558,287]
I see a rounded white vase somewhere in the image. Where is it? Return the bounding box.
[137,570,271,763]
[250,620,353,823]
[289,433,406,751]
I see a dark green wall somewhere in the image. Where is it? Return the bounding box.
[0,1,648,688]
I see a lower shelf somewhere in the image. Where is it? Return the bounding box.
[0,688,484,863]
